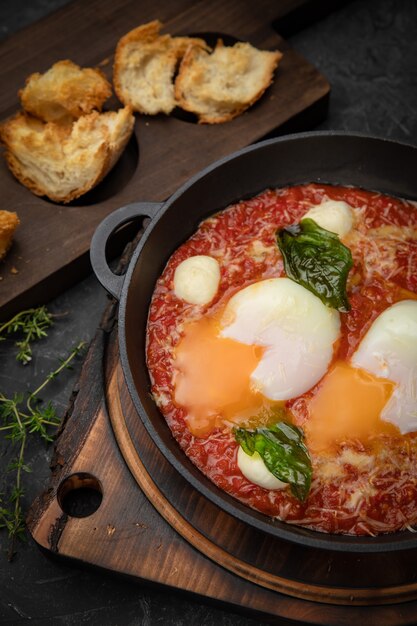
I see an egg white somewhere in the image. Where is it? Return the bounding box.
[351,299,417,433]
[220,278,341,400]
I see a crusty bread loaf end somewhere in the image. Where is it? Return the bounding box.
[19,59,112,124]
[0,210,20,261]
[0,107,135,203]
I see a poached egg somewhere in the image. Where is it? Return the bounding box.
[174,277,340,436]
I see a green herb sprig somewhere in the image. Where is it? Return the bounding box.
[235,421,312,502]
[0,340,85,560]
[0,306,55,364]
[277,218,353,312]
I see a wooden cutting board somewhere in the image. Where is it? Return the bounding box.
[27,233,417,626]
[0,0,330,318]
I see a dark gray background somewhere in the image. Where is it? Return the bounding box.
[0,0,416,624]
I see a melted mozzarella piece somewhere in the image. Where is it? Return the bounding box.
[220,278,340,400]
[351,300,417,433]
[237,446,287,490]
[174,255,220,305]
[303,200,354,237]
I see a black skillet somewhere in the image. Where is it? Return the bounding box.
[90,131,417,553]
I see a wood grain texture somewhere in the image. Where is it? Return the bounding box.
[27,294,417,625]
[0,0,329,318]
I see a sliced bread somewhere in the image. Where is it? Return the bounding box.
[113,20,207,115]
[175,40,283,123]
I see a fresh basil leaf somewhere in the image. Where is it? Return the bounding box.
[235,422,312,502]
[276,217,353,312]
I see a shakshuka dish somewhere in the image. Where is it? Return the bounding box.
[146,183,417,536]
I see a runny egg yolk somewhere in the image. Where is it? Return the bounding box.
[173,315,280,437]
[305,361,398,453]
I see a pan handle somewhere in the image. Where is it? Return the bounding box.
[90,202,162,300]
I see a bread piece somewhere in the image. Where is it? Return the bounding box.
[0,211,19,261]
[0,107,134,203]
[175,40,283,123]
[113,20,208,115]
[20,60,112,123]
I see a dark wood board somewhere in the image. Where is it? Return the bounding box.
[0,0,330,318]
[27,236,417,625]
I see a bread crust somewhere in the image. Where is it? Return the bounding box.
[113,20,208,115]
[175,40,283,123]
[0,107,135,203]
[19,60,112,123]
[0,210,20,261]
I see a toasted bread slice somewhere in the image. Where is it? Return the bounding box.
[20,60,112,123]
[0,107,134,203]
[175,40,283,123]
[0,210,20,261]
[113,20,207,115]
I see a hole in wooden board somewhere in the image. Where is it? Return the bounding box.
[57,473,103,518]
[171,32,240,125]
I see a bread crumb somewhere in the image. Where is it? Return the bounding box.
[98,57,111,67]
[107,524,116,536]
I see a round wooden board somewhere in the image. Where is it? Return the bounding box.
[105,330,417,608]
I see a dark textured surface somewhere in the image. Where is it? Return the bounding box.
[0,0,416,624]
[291,0,417,143]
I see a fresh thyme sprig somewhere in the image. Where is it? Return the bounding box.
[0,306,54,364]
[0,340,86,561]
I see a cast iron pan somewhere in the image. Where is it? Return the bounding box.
[90,131,417,553]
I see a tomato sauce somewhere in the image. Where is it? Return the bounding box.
[146,184,417,536]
